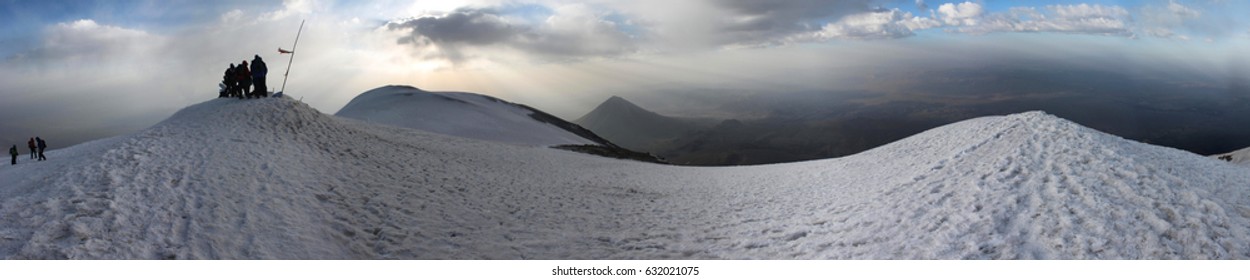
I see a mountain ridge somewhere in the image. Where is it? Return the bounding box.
[1,95,1247,259]
[338,85,613,147]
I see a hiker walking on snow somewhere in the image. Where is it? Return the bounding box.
[9,145,17,165]
[251,55,268,98]
[27,137,36,159]
[236,61,252,99]
[223,63,237,98]
[36,137,46,161]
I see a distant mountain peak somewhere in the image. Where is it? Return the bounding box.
[604,95,636,106]
[595,95,647,113]
[575,95,703,151]
[580,96,653,123]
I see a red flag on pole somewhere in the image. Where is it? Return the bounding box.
[278,48,293,54]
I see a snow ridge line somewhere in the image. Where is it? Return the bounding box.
[17,129,150,258]
[6,100,1250,259]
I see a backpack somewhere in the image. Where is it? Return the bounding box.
[224,68,235,83]
[237,65,251,83]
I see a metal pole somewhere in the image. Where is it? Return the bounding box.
[280,20,305,94]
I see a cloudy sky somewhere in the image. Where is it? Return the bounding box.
[2,0,1249,148]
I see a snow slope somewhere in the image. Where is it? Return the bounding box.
[1212,147,1250,166]
[335,85,607,147]
[1,96,1248,259]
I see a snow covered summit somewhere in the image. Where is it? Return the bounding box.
[335,85,612,147]
[1,96,1248,259]
[820,111,1250,259]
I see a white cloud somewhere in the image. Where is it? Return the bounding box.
[1167,1,1201,18]
[1039,4,1131,34]
[937,2,983,26]
[1140,0,1203,40]
[799,2,1136,39]
[899,13,944,31]
[522,4,638,59]
[11,19,164,64]
[1049,3,1129,19]
[220,9,244,23]
[804,9,940,40]
[955,4,1132,36]
[262,0,316,21]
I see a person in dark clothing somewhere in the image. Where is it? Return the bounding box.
[27,138,36,159]
[223,63,237,98]
[9,145,17,165]
[237,61,252,99]
[251,55,268,98]
[36,137,46,161]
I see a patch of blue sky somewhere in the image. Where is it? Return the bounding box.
[1,0,282,35]
[602,11,644,38]
[496,3,553,25]
[894,0,932,15]
[979,0,1146,12]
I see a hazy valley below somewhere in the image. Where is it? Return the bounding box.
[582,65,1250,166]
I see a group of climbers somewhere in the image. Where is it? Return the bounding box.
[9,137,46,165]
[220,55,269,99]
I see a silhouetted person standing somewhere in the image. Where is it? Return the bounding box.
[237,61,252,99]
[251,55,268,98]
[9,145,17,165]
[36,137,46,161]
[27,137,36,159]
[223,63,237,98]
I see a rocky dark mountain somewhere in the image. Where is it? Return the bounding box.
[574,96,706,151]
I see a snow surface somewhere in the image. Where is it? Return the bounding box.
[335,85,599,147]
[2,96,1249,259]
[1212,147,1250,166]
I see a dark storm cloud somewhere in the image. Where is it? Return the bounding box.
[715,0,875,22]
[386,6,637,62]
[710,0,881,45]
[386,8,520,46]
